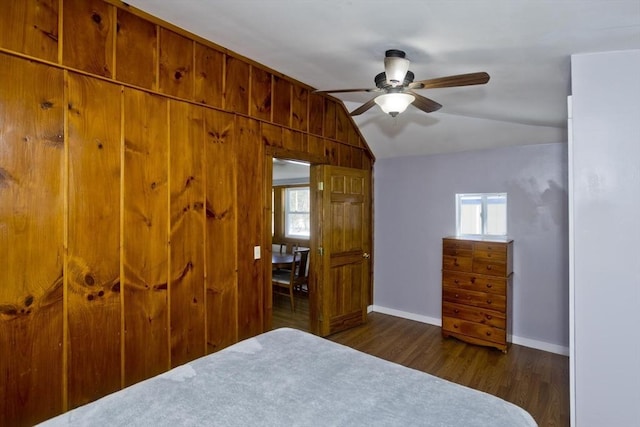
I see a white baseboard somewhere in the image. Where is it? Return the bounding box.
[370,305,569,356]
[510,336,569,356]
[370,305,441,327]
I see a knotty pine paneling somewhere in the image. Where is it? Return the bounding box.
[272,76,292,126]
[194,43,224,108]
[250,66,272,121]
[116,8,157,90]
[292,86,308,132]
[325,139,339,165]
[159,28,194,100]
[362,153,373,171]
[308,93,324,136]
[283,128,306,153]
[348,125,360,147]
[122,88,169,386]
[336,106,349,143]
[66,73,122,409]
[308,135,326,161]
[0,55,64,427]
[204,109,238,353]
[339,142,353,168]
[261,122,283,149]
[62,0,114,78]
[0,0,59,62]
[235,117,264,340]
[324,98,337,139]
[225,56,249,115]
[351,146,364,169]
[169,100,206,367]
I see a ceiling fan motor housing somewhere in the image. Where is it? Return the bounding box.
[385,49,406,58]
[375,71,415,89]
[384,49,410,86]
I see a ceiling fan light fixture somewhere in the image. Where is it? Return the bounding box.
[374,93,415,117]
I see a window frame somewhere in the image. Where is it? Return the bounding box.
[284,186,310,238]
[455,192,507,237]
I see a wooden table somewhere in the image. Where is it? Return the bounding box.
[272,252,295,269]
[272,248,309,269]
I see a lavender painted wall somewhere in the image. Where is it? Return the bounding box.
[373,143,569,351]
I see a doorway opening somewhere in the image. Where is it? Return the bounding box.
[271,158,311,332]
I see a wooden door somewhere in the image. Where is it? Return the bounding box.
[311,165,372,336]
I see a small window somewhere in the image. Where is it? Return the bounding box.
[456,193,507,236]
[285,187,310,237]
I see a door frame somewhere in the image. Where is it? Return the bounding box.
[263,148,324,334]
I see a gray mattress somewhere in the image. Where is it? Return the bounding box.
[39,328,537,426]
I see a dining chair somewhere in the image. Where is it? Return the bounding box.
[293,249,310,294]
[272,242,298,258]
[273,242,300,275]
[272,248,309,311]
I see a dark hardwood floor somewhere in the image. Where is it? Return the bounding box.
[272,299,569,427]
[272,291,311,332]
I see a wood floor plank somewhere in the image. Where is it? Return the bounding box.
[272,306,569,427]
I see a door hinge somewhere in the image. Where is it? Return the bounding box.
[317,181,324,191]
[318,247,324,256]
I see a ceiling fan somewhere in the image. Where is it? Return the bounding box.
[315,49,490,117]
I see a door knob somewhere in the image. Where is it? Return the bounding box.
[362,252,371,259]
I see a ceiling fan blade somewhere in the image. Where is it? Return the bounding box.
[313,87,378,94]
[409,72,490,90]
[350,98,378,116]
[409,92,443,113]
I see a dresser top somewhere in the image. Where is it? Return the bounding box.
[444,235,513,243]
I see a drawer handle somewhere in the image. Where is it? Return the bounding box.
[487,299,492,304]
[486,314,493,320]
[454,279,460,284]
[486,331,492,336]
[486,265,492,270]
[455,294,460,298]
[454,309,460,314]
[453,324,459,329]
[486,283,493,288]
[470,277,476,283]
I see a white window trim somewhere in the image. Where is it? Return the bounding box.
[284,186,310,238]
[455,192,507,237]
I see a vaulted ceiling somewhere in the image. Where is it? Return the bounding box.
[127,0,640,158]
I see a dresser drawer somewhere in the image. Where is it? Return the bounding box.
[442,287,506,311]
[442,272,506,295]
[443,247,473,258]
[473,249,507,262]
[472,258,507,276]
[442,316,506,344]
[442,255,472,272]
[473,241,508,254]
[442,302,506,329]
[443,239,473,251]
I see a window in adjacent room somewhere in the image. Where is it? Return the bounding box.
[285,187,310,238]
[456,193,507,236]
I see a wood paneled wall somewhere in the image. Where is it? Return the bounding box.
[0,0,373,425]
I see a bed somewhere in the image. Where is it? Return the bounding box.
[39,328,537,426]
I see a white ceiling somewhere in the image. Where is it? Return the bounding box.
[127,0,640,159]
[273,159,310,182]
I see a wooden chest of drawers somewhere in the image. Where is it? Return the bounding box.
[441,237,513,352]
